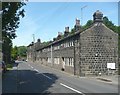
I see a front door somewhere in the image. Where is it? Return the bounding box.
[62,57,65,71]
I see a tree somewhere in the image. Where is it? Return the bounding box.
[11,46,18,60]
[2,2,26,64]
[18,46,27,58]
[103,16,118,33]
[82,20,93,30]
[2,2,25,39]
[11,46,27,60]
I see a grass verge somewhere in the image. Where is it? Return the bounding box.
[6,64,13,70]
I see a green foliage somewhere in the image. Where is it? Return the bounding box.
[2,2,26,64]
[42,41,50,46]
[70,28,75,35]
[103,16,118,33]
[69,20,93,34]
[18,46,27,57]
[11,46,27,60]
[82,20,93,30]
[2,2,26,39]
[11,46,18,60]
[6,63,13,69]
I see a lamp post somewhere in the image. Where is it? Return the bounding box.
[81,5,87,26]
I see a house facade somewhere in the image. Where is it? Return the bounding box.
[27,10,118,76]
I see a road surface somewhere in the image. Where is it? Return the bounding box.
[2,61,119,95]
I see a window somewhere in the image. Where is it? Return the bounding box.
[54,45,60,50]
[48,58,51,63]
[71,58,74,67]
[72,41,74,46]
[54,58,59,64]
[64,57,74,67]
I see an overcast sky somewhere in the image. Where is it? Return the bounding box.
[12,2,118,47]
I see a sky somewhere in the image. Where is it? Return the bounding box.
[12,2,119,47]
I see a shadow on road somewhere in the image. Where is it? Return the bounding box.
[2,65,59,94]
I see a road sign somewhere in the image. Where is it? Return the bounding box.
[107,63,115,69]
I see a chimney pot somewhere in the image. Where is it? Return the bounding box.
[64,26,69,37]
[74,18,81,32]
[93,10,103,23]
[65,27,69,32]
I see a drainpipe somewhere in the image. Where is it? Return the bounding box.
[73,39,76,75]
[79,35,82,77]
[51,45,53,67]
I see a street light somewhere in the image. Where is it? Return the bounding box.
[81,5,87,26]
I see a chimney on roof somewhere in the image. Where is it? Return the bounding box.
[93,10,103,23]
[57,32,63,40]
[64,26,69,37]
[76,18,80,26]
[74,18,81,32]
[31,42,34,45]
[58,32,62,36]
[36,39,41,49]
[53,38,57,41]
[37,39,41,43]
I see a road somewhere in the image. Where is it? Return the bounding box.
[2,61,119,95]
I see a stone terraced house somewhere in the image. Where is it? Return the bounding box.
[27,10,118,76]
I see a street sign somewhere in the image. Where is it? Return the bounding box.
[107,63,115,69]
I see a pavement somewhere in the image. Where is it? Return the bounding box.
[2,64,18,93]
[2,61,119,94]
[94,75,119,85]
[36,61,119,86]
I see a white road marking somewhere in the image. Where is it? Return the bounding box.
[41,73,52,80]
[27,64,34,69]
[28,64,52,80]
[60,83,83,94]
[30,66,33,69]
[34,69,39,72]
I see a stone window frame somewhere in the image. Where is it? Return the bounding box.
[64,57,74,67]
[48,57,51,63]
[54,57,60,64]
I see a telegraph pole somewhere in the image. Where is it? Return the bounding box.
[81,5,87,26]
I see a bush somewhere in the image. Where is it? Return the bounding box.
[6,64,13,69]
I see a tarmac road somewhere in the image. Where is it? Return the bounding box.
[2,61,119,95]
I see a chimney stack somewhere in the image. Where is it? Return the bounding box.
[58,32,63,36]
[93,10,103,23]
[64,26,69,37]
[74,18,81,32]
[57,32,63,40]
[76,18,80,26]
[37,38,41,43]
[53,38,57,41]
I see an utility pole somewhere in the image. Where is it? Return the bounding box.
[81,5,87,26]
